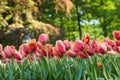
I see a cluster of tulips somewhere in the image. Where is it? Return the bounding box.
[0,30,120,64]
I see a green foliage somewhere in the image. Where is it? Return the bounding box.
[0,54,120,80]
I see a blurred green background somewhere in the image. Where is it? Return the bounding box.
[0,0,120,48]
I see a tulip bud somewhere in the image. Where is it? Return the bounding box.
[99,43,107,54]
[4,45,15,58]
[97,62,102,69]
[28,39,37,52]
[63,40,71,50]
[82,34,90,44]
[113,31,120,40]
[19,44,29,53]
[55,40,66,53]
[73,40,84,52]
[38,33,49,44]
[14,51,23,60]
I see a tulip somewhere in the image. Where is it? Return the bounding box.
[103,38,116,47]
[19,44,30,53]
[14,51,23,60]
[37,41,44,49]
[73,40,84,52]
[82,34,90,44]
[28,39,37,52]
[66,50,77,58]
[52,47,62,58]
[35,52,41,57]
[91,41,100,53]
[77,51,87,59]
[4,45,15,58]
[116,40,120,46]
[116,46,120,53]
[2,58,11,63]
[63,40,71,50]
[46,44,54,56]
[38,33,49,44]
[84,44,94,56]
[97,62,102,69]
[55,40,66,53]
[19,50,27,57]
[41,48,47,56]
[113,30,120,40]
[99,42,107,54]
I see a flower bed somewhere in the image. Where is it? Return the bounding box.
[0,31,120,79]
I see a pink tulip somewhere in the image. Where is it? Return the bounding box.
[84,44,94,56]
[38,33,49,44]
[103,38,116,47]
[73,40,84,52]
[4,45,15,58]
[63,40,71,50]
[52,47,62,58]
[99,42,107,54]
[66,50,77,58]
[113,31,120,40]
[14,51,23,60]
[35,52,41,57]
[77,51,87,59]
[91,41,100,53]
[19,50,27,57]
[55,40,66,53]
[41,48,47,56]
[19,44,29,53]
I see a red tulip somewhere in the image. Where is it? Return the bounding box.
[4,45,15,58]
[52,47,62,58]
[38,33,49,44]
[41,48,47,56]
[66,50,77,58]
[99,42,107,54]
[82,34,90,44]
[116,46,120,53]
[14,51,23,60]
[73,40,84,52]
[19,44,29,53]
[55,40,66,53]
[103,38,116,47]
[77,51,87,58]
[84,44,94,56]
[63,40,71,50]
[46,44,54,56]
[113,31,120,40]
[91,41,100,53]
[28,39,37,52]
[116,40,120,46]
